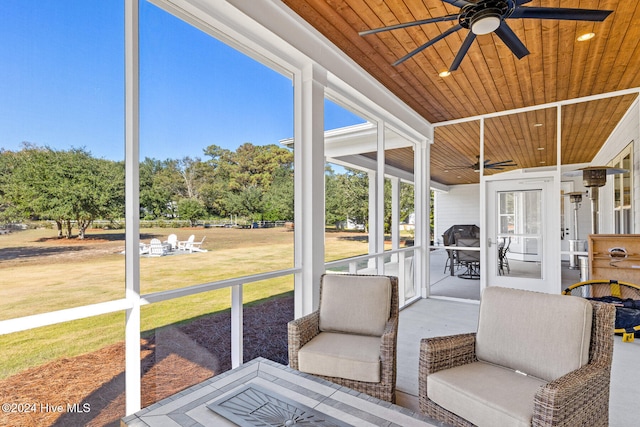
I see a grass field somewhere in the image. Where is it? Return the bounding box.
[0,226,371,379]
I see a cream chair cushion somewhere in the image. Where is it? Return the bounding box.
[319,274,391,337]
[476,286,592,382]
[297,332,382,382]
[428,361,547,427]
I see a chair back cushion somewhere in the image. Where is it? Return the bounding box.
[476,286,592,382]
[319,274,391,337]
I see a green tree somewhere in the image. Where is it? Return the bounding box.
[203,143,293,220]
[3,145,124,238]
[0,149,20,222]
[226,185,265,219]
[336,168,369,228]
[177,198,206,226]
[229,143,293,191]
[263,167,294,220]
[139,158,184,219]
[325,165,346,226]
[200,145,234,216]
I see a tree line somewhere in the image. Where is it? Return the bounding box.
[0,142,413,238]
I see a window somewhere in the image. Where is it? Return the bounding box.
[138,1,295,404]
[0,2,127,423]
[610,143,633,234]
[498,190,542,276]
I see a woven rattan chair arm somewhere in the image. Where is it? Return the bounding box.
[287,310,320,370]
[419,333,477,375]
[379,316,399,384]
[533,364,611,427]
[381,315,399,341]
[418,333,476,414]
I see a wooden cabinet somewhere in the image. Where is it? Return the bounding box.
[588,234,640,283]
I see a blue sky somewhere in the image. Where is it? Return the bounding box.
[0,0,364,162]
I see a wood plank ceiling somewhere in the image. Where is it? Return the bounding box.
[282,0,640,185]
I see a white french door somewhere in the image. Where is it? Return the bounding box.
[486,178,557,293]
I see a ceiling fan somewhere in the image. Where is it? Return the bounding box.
[359,0,613,71]
[446,155,517,172]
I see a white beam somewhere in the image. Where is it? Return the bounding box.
[295,64,326,317]
[417,142,430,297]
[391,177,400,258]
[231,284,243,368]
[433,87,640,127]
[124,0,141,416]
[367,170,377,269]
[376,121,385,272]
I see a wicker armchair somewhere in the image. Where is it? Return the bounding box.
[419,287,615,427]
[288,274,399,402]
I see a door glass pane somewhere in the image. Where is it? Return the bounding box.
[497,190,542,279]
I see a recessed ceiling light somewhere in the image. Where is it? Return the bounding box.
[537,147,545,151]
[533,123,543,127]
[439,70,451,78]
[577,32,595,42]
[540,161,546,164]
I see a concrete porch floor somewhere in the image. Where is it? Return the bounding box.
[395,257,638,426]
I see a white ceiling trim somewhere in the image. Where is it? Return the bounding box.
[433,87,640,127]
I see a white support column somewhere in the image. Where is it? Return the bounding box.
[415,141,430,298]
[377,122,386,273]
[391,176,401,262]
[554,105,564,287]
[294,64,326,318]
[124,0,141,415]
[231,284,243,368]
[367,170,377,269]
[479,118,486,290]
[398,250,406,304]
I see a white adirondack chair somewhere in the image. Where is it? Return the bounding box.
[148,238,167,256]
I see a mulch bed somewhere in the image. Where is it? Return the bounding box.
[0,295,293,427]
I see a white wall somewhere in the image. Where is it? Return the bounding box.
[433,184,480,244]
[592,99,640,233]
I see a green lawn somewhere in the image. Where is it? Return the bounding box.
[0,226,369,379]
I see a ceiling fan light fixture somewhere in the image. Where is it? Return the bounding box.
[470,15,501,35]
[438,70,451,77]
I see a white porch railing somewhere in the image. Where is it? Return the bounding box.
[325,247,420,309]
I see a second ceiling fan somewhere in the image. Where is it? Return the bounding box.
[360,0,613,71]
[447,155,517,172]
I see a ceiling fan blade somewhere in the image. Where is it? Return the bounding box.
[488,163,517,168]
[441,0,472,8]
[516,0,533,4]
[486,159,516,165]
[494,22,529,59]
[487,163,517,169]
[510,7,613,22]
[359,14,459,36]
[449,31,476,71]
[393,24,463,66]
